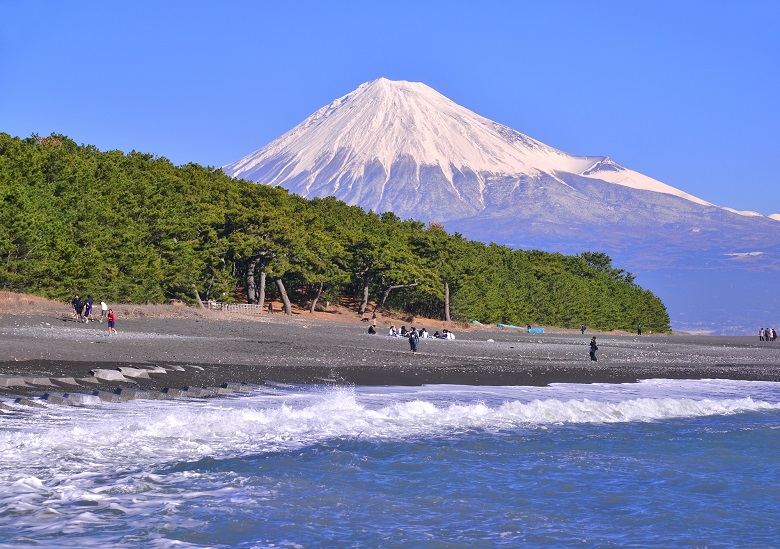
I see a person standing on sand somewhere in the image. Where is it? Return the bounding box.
[100,300,108,323]
[589,337,598,361]
[581,324,586,335]
[85,295,94,322]
[107,309,117,336]
[408,326,419,353]
[83,296,92,323]
[637,324,642,336]
[76,298,85,323]
[759,328,765,341]
[71,294,80,320]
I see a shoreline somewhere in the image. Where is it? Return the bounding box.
[2,306,780,405]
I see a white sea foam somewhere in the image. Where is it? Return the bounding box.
[2,380,780,547]
[2,380,779,482]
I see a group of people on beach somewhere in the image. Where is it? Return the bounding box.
[366,324,457,353]
[384,325,455,341]
[71,294,116,335]
[759,327,777,341]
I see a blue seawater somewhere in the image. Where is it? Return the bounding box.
[2,379,780,548]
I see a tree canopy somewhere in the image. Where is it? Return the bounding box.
[0,133,670,332]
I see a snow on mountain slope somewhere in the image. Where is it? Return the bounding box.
[579,157,712,206]
[223,78,717,214]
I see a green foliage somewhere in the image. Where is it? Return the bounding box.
[0,133,670,332]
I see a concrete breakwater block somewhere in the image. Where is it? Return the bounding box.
[14,398,45,408]
[114,387,166,400]
[91,390,130,403]
[116,367,151,379]
[21,377,54,387]
[63,393,102,405]
[42,393,76,406]
[263,380,295,388]
[51,377,81,386]
[162,388,185,397]
[222,382,257,393]
[315,377,339,383]
[77,377,101,384]
[0,376,30,388]
[90,369,135,383]
[182,386,217,398]
[0,401,15,411]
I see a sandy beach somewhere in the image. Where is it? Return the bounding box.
[2,293,780,403]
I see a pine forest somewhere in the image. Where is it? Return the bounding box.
[0,133,670,332]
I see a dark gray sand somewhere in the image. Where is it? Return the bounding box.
[2,307,780,402]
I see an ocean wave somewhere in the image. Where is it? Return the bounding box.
[2,385,779,484]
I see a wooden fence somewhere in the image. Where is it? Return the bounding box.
[208,302,265,314]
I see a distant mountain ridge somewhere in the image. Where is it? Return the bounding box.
[223,78,780,334]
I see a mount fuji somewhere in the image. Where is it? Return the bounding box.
[223,78,780,334]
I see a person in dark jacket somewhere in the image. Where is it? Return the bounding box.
[408,326,419,353]
[589,337,598,361]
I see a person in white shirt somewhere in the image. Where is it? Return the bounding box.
[100,301,108,323]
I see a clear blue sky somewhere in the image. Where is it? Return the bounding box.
[3,1,779,214]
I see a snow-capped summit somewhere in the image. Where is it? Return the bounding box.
[223,78,718,220]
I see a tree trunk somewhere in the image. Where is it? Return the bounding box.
[444,280,451,322]
[276,278,292,315]
[375,282,419,312]
[309,281,324,314]
[358,275,370,315]
[193,286,205,309]
[257,261,267,312]
[246,257,259,303]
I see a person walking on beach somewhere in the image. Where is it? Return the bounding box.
[100,300,108,322]
[581,323,586,335]
[71,294,80,320]
[107,309,117,336]
[85,295,94,322]
[759,327,765,341]
[408,326,419,353]
[589,337,598,361]
[75,298,85,323]
[83,295,93,323]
